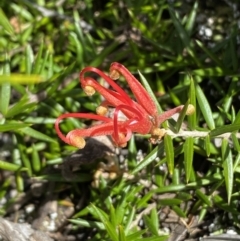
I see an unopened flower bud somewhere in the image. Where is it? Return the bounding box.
[186,104,195,115]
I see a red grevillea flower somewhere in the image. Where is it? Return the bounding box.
[55,62,194,149]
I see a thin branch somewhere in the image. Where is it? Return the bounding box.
[164,129,240,139]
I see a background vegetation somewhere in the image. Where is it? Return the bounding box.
[0,0,240,240]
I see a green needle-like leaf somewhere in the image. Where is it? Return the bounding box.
[138,70,163,113]
[204,135,211,157]
[158,198,182,206]
[221,139,233,204]
[32,144,41,173]
[132,143,164,174]
[185,1,198,35]
[154,184,186,194]
[0,160,21,172]
[33,41,44,74]
[143,215,158,236]
[196,83,215,130]
[164,134,174,175]
[168,6,200,66]
[0,74,43,85]
[195,189,211,207]
[69,218,105,229]
[210,123,240,137]
[126,230,147,241]
[175,100,190,132]
[118,225,127,241]
[0,8,14,34]
[188,76,197,130]
[195,40,223,67]
[172,205,186,218]
[184,137,194,182]
[91,204,118,241]
[0,54,11,116]
[0,123,31,132]
[15,171,24,192]
[18,127,57,143]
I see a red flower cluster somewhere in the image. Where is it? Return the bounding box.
[55,63,194,149]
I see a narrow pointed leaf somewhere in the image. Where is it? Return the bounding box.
[125,207,135,234]
[0,160,21,172]
[136,236,168,241]
[233,153,240,171]
[185,1,198,35]
[138,70,163,113]
[150,208,159,235]
[18,142,32,176]
[154,184,186,194]
[0,55,11,116]
[15,171,24,192]
[32,144,41,173]
[0,123,31,132]
[164,134,174,175]
[168,7,199,66]
[109,203,117,228]
[205,135,211,157]
[143,215,158,236]
[89,41,119,67]
[172,205,186,218]
[192,67,234,76]
[32,41,43,74]
[136,192,153,208]
[132,143,164,174]
[69,218,105,229]
[184,137,194,182]
[0,81,10,116]
[221,139,233,204]
[231,133,240,152]
[118,225,126,241]
[158,198,182,206]
[188,77,196,130]
[233,110,240,124]
[195,40,223,66]
[0,74,43,84]
[104,221,118,241]
[198,207,208,222]
[34,173,91,182]
[6,102,36,118]
[126,230,146,241]
[210,123,240,137]
[195,189,211,207]
[90,204,118,241]
[196,84,215,130]
[25,44,33,74]
[175,100,189,132]
[18,127,57,143]
[213,195,237,214]
[0,8,14,34]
